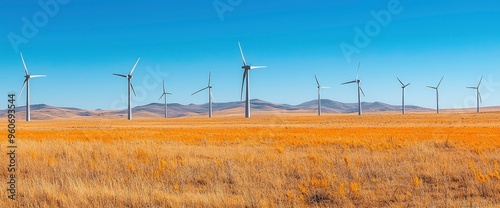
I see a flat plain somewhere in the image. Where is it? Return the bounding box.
[2,112,500,207]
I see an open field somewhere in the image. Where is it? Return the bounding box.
[2,112,500,207]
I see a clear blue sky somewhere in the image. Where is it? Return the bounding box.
[1,0,499,110]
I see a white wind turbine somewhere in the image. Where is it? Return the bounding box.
[113,57,140,120]
[342,62,365,116]
[427,76,444,114]
[192,72,214,118]
[19,52,46,122]
[238,42,267,118]
[158,80,172,118]
[467,76,483,113]
[397,77,410,115]
[315,75,330,116]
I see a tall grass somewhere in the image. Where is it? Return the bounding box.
[2,113,499,207]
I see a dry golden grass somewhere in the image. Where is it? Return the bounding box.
[2,112,500,207]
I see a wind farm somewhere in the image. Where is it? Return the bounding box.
[2,1,500,207]
[4,47,500,208]
[6,47,498,208]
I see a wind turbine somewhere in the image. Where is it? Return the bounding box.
[158,80,172,118]
[192,72,214,118]
[19,52,46,122]
[427,76,444,114]
[467,76,483,113]
[315,75,330,116]
[113,57,140,120]
[238,42,267,118]
[397,78,410,115]
[342,62,365,116]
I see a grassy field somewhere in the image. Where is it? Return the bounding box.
[2,112,500,207]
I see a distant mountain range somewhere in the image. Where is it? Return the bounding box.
[1,99,431,120]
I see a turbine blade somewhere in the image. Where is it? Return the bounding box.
[397,77,404,86]
[356,62,360,80]
[210,91,215,102]
[167,93,172,95]
[208,71,211,86]
[158,93,165,101]
[437,76,444,88]
[404,83,411,87]
[192,87,209,95]
[360,86,366,97]
[342,80,356,85]
[241,70,247,101]
[20,52,29,75]
[19,79,28,99]
[162,80,166,93]
[129,57,141,75]
[238,41,247,66]
[427,86,436,89]
[467,87,477,89]
[478,76,483,87]
[250,66,267,70]
[315,75,320,87]
[30,75,46,78]
[478,91,482,103]
[113,73,127,78]
[130,82,136,96]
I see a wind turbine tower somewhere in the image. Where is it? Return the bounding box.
[192,72,214,118]
[113,58,140,120]
[427,76,444,114]
[315,75,330,116]
[158,80,172,118]
[397,77,410,114]
[238,42,267,118]
[467,76,483,113]
[342,62,365,116]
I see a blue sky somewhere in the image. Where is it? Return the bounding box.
[1,0,499,110]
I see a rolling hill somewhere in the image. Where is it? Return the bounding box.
[1,99,434,120]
